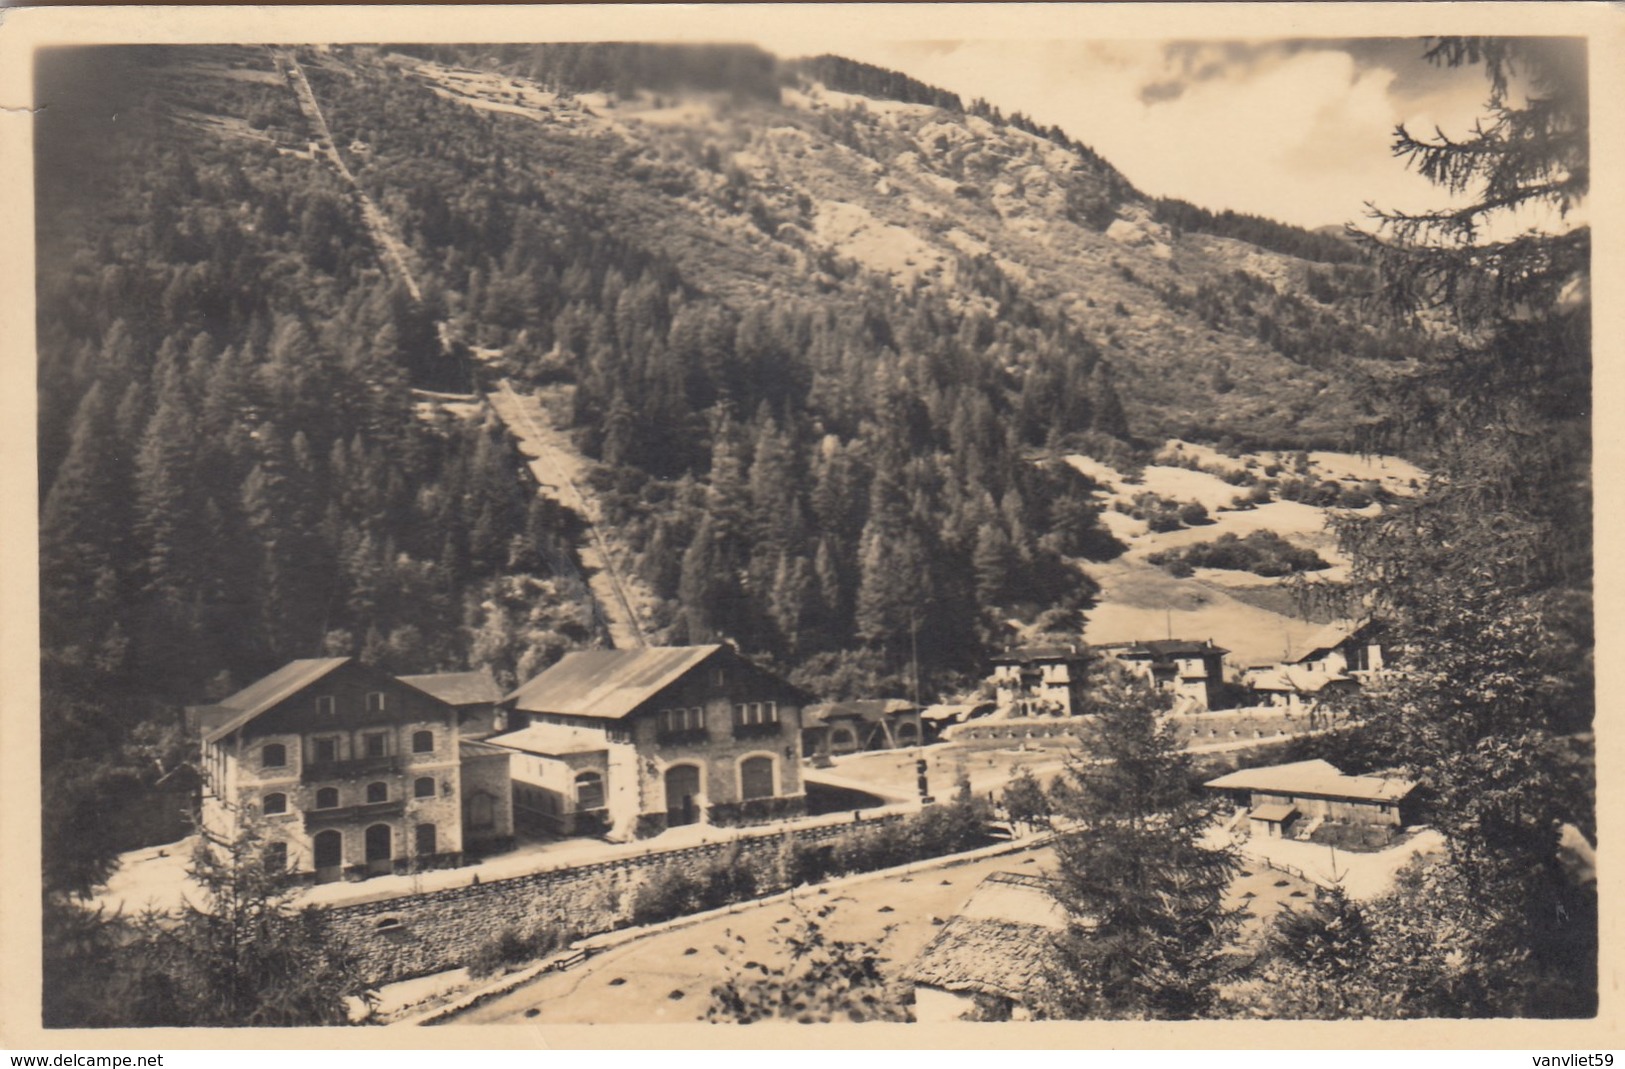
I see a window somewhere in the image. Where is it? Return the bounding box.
[740,756,775,801]
[316,787,340,809]
[261,743,286,769]
[412,730,434,754]
[366,692,386,713]
[315,695,335,716]
[415,823,437,856]
[262,792,288,816]
[575,771,605,810]
[262,841,287,873]
[658,707,705,736]
[468,792,495,830]
[366,781,388,804]
[414,776,436,799]
[733,702,779,727]
[363,732,388,759]
[313,737,338,765]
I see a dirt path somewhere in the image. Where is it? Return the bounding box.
[275,48,423,302]
[487,380,647,649]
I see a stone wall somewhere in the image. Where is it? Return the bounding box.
[323,813,903,985]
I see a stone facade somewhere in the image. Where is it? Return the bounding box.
[321,814,903,985]
[989,646,1089,717]
[196,659,508,882]
[491,645,808,841]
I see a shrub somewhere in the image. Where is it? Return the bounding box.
[1179,501,1212,526]
[466,920,576,978]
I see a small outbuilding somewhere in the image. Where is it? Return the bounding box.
[1203,758,1416,838]
[903,871,1069,1021]
[801,699,922,759]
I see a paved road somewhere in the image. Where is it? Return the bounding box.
[448,845,1059,1025]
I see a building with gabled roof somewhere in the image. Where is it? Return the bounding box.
[988,644,1090,717]
[400,668,507,738]
[1291,618,1386,676]
[802,699,922,758]
[192,657,513,884]
[490,644,807,840]
[1204,758,1415,838]
[1107,638,1229,710]
[904,871,1069,1021]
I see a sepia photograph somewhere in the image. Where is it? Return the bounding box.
[3,2,1618,1046]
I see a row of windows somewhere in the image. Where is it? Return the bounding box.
[313,692,390,716]
[733,702,778,727]
[656,703,779,735]
[262,822,441,871]
[658,707,705,734]
[260,776,440,814]
[262,730,436,769]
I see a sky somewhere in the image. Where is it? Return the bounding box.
[748,35,1502,231]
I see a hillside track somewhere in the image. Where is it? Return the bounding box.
[488,380,648,649]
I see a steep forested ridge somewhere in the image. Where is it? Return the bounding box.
[37,42,1429,881]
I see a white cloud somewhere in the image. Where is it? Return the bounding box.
[755,36,1499,231]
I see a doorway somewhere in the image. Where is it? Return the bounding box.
[664,764,702,826]
[365,823,393,875]
[313,829,343,884]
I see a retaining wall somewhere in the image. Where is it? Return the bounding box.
[324,814,902,985]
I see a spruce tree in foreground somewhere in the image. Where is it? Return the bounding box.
[1041,686,1238,1019]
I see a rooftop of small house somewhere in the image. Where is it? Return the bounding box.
[1204,758,1414,804]
[1109,638,1229,660]
[803,699,917,725]
[903,871,1068,1000]
[486,722,613,758]
[990,644,1087,665]
[400,668,503,707]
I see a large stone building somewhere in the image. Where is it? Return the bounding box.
[191,657,514,883]
[988,645,1090,717]
[488,644,808,840]
[1107,638,1229,710]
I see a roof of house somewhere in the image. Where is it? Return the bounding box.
[920,702,994,722]
[991,644,1086,665]
[1204,758,1414,804]
[200,658,352,743]
[505,645,725,719]
[1115,639,1229,659]
[486,722,612,757]
[1244,665,1352,693]
[803,699,917,725]
[400,669,504,707]
[903,872,1068,999]
[1292,619,1374,662]
[457,738,515,760]
[1250,802,1299,823]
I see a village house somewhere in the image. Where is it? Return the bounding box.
[801,699,922,760]
[190,657,514,884]
[1203,758,1415,840]
[487,644,808,841]
[904,871,1068,1021]
[988,645,1090,717]
[1291,618,1386,677]
[400,668,507,738]
[1237,663,1358,710]
[1106,638,1229,710]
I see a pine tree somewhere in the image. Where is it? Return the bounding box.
[1042,677,1238,1019]
[1336,36,1595,1016]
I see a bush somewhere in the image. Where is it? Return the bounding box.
[1179,501,1212,526]
[1148,530,1329,577]
[466,920,576,978]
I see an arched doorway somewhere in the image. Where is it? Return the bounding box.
[415,822,437,857]
[896,720,919,746]
[739,755,775,801]
[665,764,702,826]
[313,829,343,884]
[365,823,393,876]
